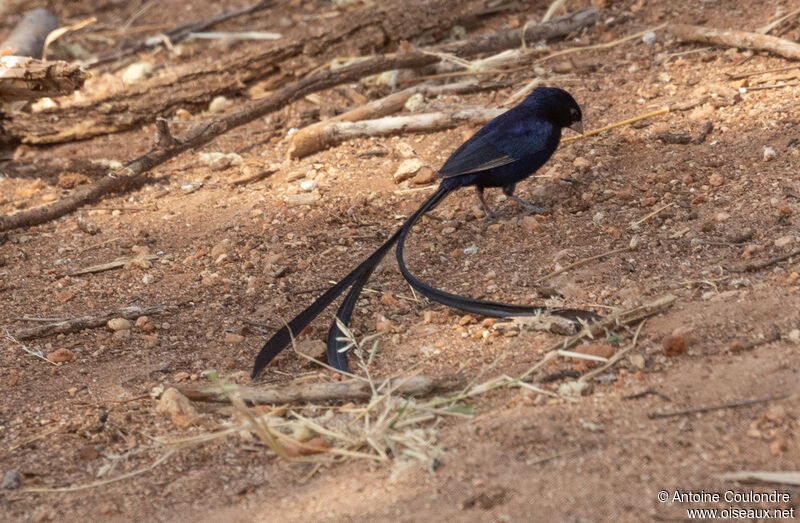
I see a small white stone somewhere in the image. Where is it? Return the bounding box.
[142,273,155,284]
[122,62,154,84]
[642,31,657,45]
[208,96,231,114]
[300,179,318,192]
[763,146,777,161]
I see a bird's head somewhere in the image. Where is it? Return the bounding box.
[523,87,583,135]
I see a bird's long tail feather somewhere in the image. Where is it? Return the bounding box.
[396,208,599,323]
[252,186,451,378]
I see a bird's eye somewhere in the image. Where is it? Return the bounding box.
[570,108,580,120]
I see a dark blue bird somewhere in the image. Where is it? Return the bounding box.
[252,86,591,378]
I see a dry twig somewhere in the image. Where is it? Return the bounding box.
[8,305,166,341]
[178,374,466,405]
[0,8,596,232]
[648,394,792,419]
[669,24,800,61]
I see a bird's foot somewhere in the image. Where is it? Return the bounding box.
[482,207,502,220]
[506,194,546,216]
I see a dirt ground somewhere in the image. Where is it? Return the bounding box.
[1,0,799,521]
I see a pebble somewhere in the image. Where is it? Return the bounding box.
[55,290,74,303]
[521,215,539,233]
[572,343,614,371]
[657,132,692,144]
[629,353,646,369]
[207,96,231,114]
[763,146,776,161]
[121,62,153,84]
[296,339,326,360]
[283,437,331,457]
[558,380,591,398]
[552,61,573,74]
[662,335,687,357]
[774,236,794,248]
[1,470,20,490]
[199,152,243,171]
[224,332,245,344]
[142,273,155,284]
[78,445,99,461]
[403,93,425,112]
[492,321,519,336]
[107,318,132,331]
[156,388,198,427]
[458,314,477,326]
[285,166,309,182]
[642,31,657,45]
[708,173,724,187]
[769,439,789,455]
[380,291,401,307]
[394,142,416,158]
[375,315,393,333]
[47,348,74,363]
[210,241,229,259]
[393,159,424,183]
[286,193,317,206]
[788,329,800,344]
[412,166,436,185]
[573,156,591,171]
[300,179,318,192]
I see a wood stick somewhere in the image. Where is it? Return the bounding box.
[716,471,800,486]
[0,8,597,232]
[9,305,166,341]
[88,0,273,67]
[7,0,520,143]
[69,254,158,276]
[519,295,676,380]
[669,23,800,61]
[726,248,800,273]
[288,81,509,158]
[291,106,503,159]
[0,56,87,102]
[648,394,791,420]
[179,374,466,405]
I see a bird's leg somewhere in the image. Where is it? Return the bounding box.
[474,186,499,219]
[502,184,546,215]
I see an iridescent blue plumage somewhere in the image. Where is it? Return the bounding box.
[252,87,588,377]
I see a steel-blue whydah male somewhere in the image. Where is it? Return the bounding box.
[252,86,598,377]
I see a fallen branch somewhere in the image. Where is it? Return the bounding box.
[535,245,632,284]
[519,294,677,381]
[8,305,166,341]
[648,394,791,420]
[19,451,174,493]
[69,254,158,276]
[292,106,503,159]
[0,55,87,102]
[716,471,800,487]
[179,374,466,405]
[0,8,597,232]
[6,0,510,143]
[669,23,800,61]
[288,80,509,158]
[726,247,800,273]
[88,0,273,67]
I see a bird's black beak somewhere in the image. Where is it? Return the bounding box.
[568,121,584,135]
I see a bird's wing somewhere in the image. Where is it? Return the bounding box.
[436,115,553,179]
[436,128,517,178]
